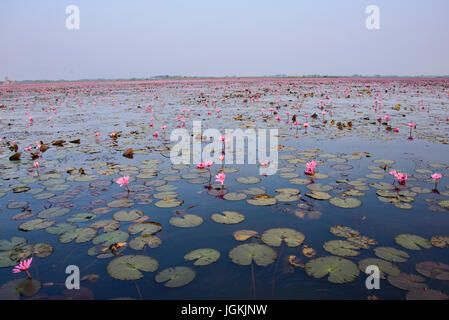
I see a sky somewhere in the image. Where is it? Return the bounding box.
[0,0,448,80]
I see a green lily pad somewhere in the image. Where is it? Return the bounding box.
[438,200,449,210]
[223,192,247,201]
[410,187,432,194]
[155,199,184,208]
[184,248,221,266]
[261,228,305,247]
[90,219,120,232]
[211,211,245,224]
[107,199,134,208]
[275,193,301,202]
[128,222,162,235]
[107,255,159,280]
[0,278,41,299]
[233,230,259,241]
[113,209,144,222]
[305,190,332,200]
[46,223,78,235]
[236,177,261,184]
[246,195,277,206]
[323,240,362,257]
[0,237,27,250]
[67,213,97,223]
[330,225,360,238]
[93,230,129,247]
[18,219,55,231]
[155,266,195,288]
[228,243,277,266]
[329,197,362,208]
[358,258,400,279]
[37,207,70,219]
[305,256,360,284]
[169,214,203,228]
[58,227,97,244]
[395,234,431,250]
[374,247,410,262]
[129,235,162,250]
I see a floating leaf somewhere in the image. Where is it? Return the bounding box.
[374,247,410,262]
[0,237,27,250]
[67,213,97,223]
[107,199,134,208]
[129,235,162,250]
[113,209,144,222]
[358,258,400,279]
[58,227,97,244]
[305,190,331,200]
[169,214,203,228]
[430,236,449,248]
[233,230,258,241]
[261,228,305,247]
[246,195,277,206]
[37,207,70,219]
[236,177,261,184]
[184,248,220,266]
[128,222,161,235]
[387,273,428,291]
[155,199,184,208]
[0,278,41,300]
[211,211,245,224]
[228,243,277,266]
[107,255,159,280]
[329,197,362,208]
[323,240,361,257]
[305,256,359,284]
[93,230,129,247]
[416,261,449,280]
[223,192,247,201]
[155,266,195,288]
[395,234,431,251]
[19,219,55,231]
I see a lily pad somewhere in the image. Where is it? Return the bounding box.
[59,227,97,244]
[323,240,361,257]
[387,273,428,291]
[406,289,449,300]
[246,195,277,206]
[128,222,162,235]
[211,211,245,224]
[93,230,129,247]
[416,261,449,280]
[236,177,261,184]
[358,258,400,279]
[0,278,41,299]
[329,197,362,209]
[107,255,159,280]
[223,192,247,201]
[228,243,277,266]
[374,247,410,262]
[169,214,203,228]
[184,248,221,266]
[395,234,431,251]
[155,266,195,288]
[37,207,71,219]
[19,219,55,231]
[232,230,258,241]
[305,256,360,284]
[129,235,162,250]
[305,190,331,200]
[155,199,184,208]
[261,228,305,247]
[113,209,144,222]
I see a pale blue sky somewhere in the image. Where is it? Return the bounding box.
[0,0,448,80]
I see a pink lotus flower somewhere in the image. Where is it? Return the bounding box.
[33,162,39,169]
[432,173,442,189]
[95,132,100,136]
[303,123,309,128]
[110,132,117,138]
[12,258,33,279]
[116,175,130,192]
[215,172,226,185]
[197,163,205,169]
[153,131,159,137]
[384,115,390,120]
[393,128,399,132]
[305,160,317,175]
[408,123,415,128]
[260,161,269,167]
[397,173,407,185]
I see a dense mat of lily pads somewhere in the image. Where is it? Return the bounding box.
[0,78,448,300]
